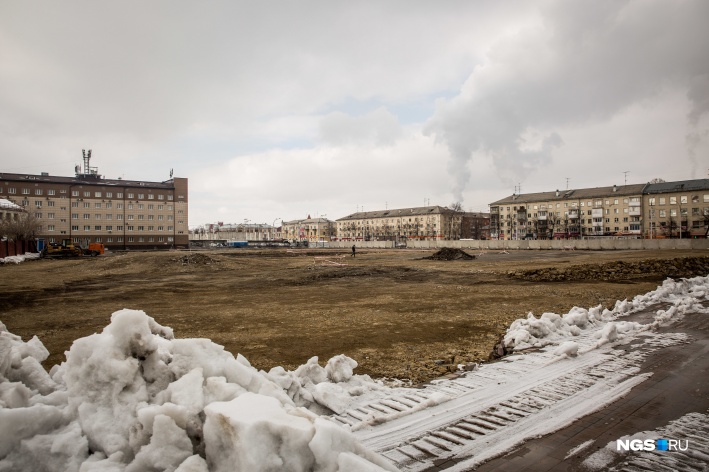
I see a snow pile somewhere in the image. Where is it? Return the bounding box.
[505,275,709,352]
[0,310,396,471]
[0,252,40,264]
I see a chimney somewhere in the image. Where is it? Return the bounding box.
[613,185,617,192]
[555,189,560,197]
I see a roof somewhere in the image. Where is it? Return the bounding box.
[644,179,709,194]
[336,205,457,221]
[282,217,334,225]
[490,184,647,206]
[0,172,180,189]
[0,198,25,212]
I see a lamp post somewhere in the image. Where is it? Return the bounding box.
[272,217,280,241]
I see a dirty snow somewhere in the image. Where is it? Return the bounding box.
[1,275,708,471]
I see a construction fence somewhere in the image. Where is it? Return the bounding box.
[329,239,709,251]
[0,239,38,258]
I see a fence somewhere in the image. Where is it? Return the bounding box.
[0,239,38,258]
[328,239,709,251]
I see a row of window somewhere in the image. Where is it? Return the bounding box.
[55,225,176,232]
[47,236,175,244]
[0,187,175,200]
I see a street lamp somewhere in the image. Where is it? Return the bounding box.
[272,217,280,241]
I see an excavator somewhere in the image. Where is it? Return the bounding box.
[41,239,104,258]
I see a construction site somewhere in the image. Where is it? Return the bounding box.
[2,247,707,383]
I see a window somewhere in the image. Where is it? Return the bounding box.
[106,203,112,209]
[48,213,55,219]
[138,194,144,199]
[168,195,173,201]
[127,226,134,231]
[116,193,123,198]
[670,197,677,204]
[127,193,134,199]
[84,214,90,219]
[35,189,43,195]
[84,202,90,208]
[138,214,144,220]
[106,225,112,231]
[138,226,144,231]
[84,225,90,231]
[72,202,79,208]
[117,215,123,220]
[71,225,79,231]
[35,201,42,208]
[148,215,154,220]
[95,192,102,198]
[117,226,123,231]
[72,213,79,219]
[158,205,163,210]
[660,210,666,217]
[106,214,112,220]
[95,203,101,208]
[649,197,655,205]
[95,214,101,220]
[128,237,134,242]
[34,213,42,219]
[106,192,112,198]
[127,215,134,220]
[107,237,113,243]
[148,204,154,210]
[95,226,102,231]
[670,209,677,217]
[47,201,54,207]
[148,226,154,231]
[117,203,123,209]
[148,194,154,200]
[659,197,666,205]
[680,196,687,204]
[158,195,164,200]
[84,191,90,197]
[8,188,16,194]
[72,191,79,197]
[168,226,173,231]
[22,188,30,195]
[138,204,144,210]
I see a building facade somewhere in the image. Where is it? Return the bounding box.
[335,206,489,241]
[0,160,189,249]
[644,179,709,239]
[0,198,26,222]
[282,217,335,243]
[490,179,709,240]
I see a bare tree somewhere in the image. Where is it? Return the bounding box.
[0,214,41,241]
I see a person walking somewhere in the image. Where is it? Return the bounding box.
[351,245,356,257]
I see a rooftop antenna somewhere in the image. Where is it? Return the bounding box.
[623,171,629,186]
[566,177,570,190]
[169,168,173,179]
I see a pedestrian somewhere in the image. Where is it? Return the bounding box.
[351,245,356,257]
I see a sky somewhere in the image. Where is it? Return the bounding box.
[1,1,708,228]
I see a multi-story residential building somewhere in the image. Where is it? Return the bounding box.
[644,179,709,239]
[0,155,189,249]
[335,206,488,241]
[191,222,281,241]
[490,179,709,240]
[489,184,645,240]
[282,216,335,243]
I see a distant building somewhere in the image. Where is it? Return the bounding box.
[282,216,335,243]
[191,222,281,242]
[335,206,489,241]
[0,198,26,222]
[489,179,709,240]
[0,152,189,249]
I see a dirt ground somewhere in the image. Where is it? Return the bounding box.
[0,248,705,383]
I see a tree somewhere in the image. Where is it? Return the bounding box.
[648,178,666,184]
[446,202,464,240]
[0,214,41,241]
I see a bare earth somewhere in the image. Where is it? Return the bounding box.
[0,248,704,383]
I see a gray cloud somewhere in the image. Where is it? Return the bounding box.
[318,108,403,147]
[425,0,709,198]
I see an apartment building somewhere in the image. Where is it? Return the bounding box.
[335,206,488,241]
[489,184,645,240]
[490,179,709,240]
[0,198,26,222]
[644,179,709,239]
[282,216,335,243]
[0,157,189,249]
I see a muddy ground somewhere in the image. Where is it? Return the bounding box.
[1,248,706,383]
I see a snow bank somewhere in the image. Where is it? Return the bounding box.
[0,252,40,264]
[0,311,396,471]
[504,275,709,352]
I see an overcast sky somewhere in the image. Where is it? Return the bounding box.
[2,1,707,228]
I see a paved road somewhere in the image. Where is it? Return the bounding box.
[474,309,709,472]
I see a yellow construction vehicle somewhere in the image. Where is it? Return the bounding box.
[41,239,83,258]
[41,239,105,258]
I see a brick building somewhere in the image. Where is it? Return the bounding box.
[0,155,189,249]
